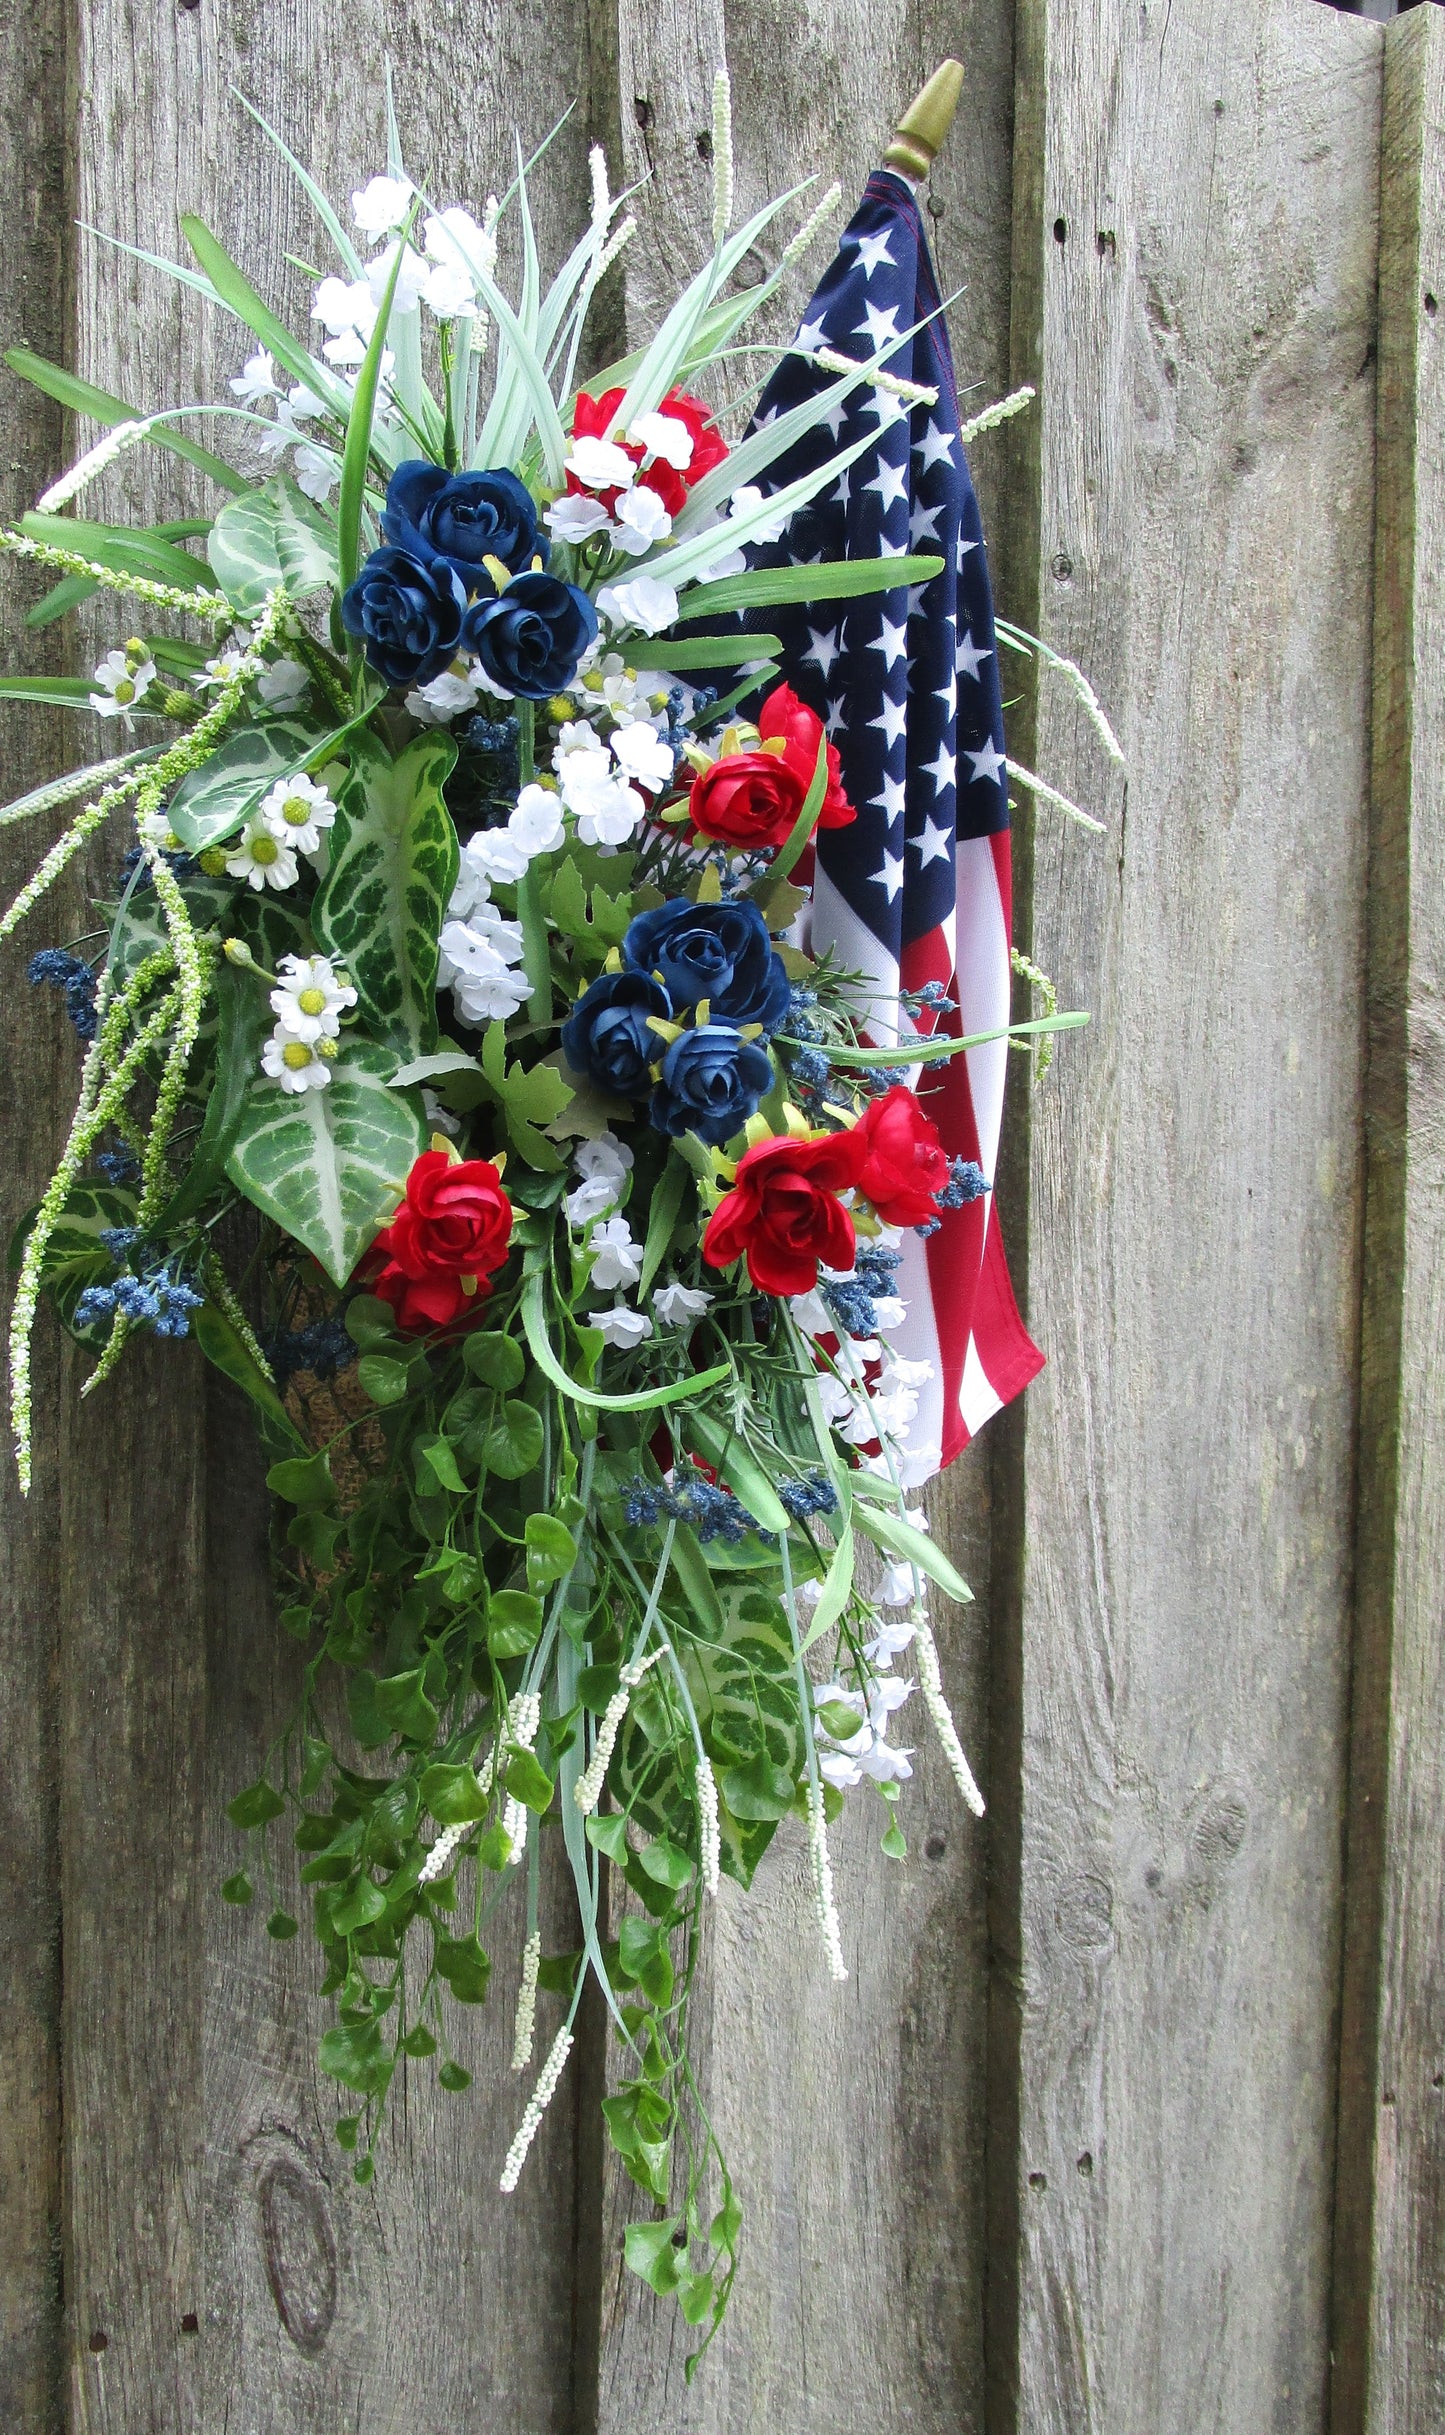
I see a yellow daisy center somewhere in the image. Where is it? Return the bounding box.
[281,1040,313,1071]
[250,833,279,865]
[281,794,312,826]
[297,986,328,1016]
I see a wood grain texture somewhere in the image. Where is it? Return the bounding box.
[66,6,598,2427]
[0,0,74,2418]
[997,3,1381,2428]
[1332,14,1445,2433]
[592,11,1017,2425]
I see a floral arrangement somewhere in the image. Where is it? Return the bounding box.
[0,81,1075,2365]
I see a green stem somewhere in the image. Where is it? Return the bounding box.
[510,701,554,1021]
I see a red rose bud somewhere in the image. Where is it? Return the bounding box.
[757,684,856,829]
[367,1149,513,1333]
[852,1085,952,1227]
[702,1129,866,1297]
[687,748,810,852]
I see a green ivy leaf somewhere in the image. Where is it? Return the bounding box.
[438,2059,472,2092]
[265,1448,336,1509]
[399,2024,437,2057]
[266,1909,300,1940]
[487,1589,544,1658]
[503,1749,555,1815]
[330,1875,388,1935]
[623,2217,683,2295]
[585,1810,631,1863]
[415,1434,466,1496]
[318,2017,388,2094]
[221,1870,253,1904]
[635,1835,693,1891]
[226,1038,427,1287]
[477,1397,544,1481]
[227,1779,285,1830]
[719,1751,794,1821]
[461,1331,526,1389]
[357,1351,411,1405]
[420,1761,489,1826]
[434,1932,492,2004]
[524,1512,577,1591]
[374,1667,439,1744]
[313,730,460,1055]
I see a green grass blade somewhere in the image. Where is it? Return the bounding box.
[179,214,349,417]
[336,229,413,596]
[3,347,248,495]
[21,512,221,593]
[675,553,944,622]
[234,91,366,277]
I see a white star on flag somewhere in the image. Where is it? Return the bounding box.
[795,317,828,353]
[854,299,902,350]
[922,743,956,793]
[915,420,956,472]
[911,816,953,866]
[864,459,910,513]
[956,628,992,682]
[869,770,907,820]
[871,848,905,902]
[869,695,909,746]
[868,617,908,671]
[852,228,897,278]
[965,738,1006,787]
[909,497,944,544]
[804,626,842,679]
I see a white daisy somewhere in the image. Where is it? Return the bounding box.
[90,648,155,723]
[258,773,335,855]
[224,816,299,892]
[268,952,357,1044]
[261,1028,336,1093]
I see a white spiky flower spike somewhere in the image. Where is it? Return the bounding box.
[573,1647,664,1815]
[36,418,154,513]
[914,1607,985,1817]
[695,1750,721,1897]
[499,2023,575,2192]
[807,1778,848,1981]
[711,65,734,249]
[510,1930,542,2073]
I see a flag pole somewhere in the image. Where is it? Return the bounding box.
[883,58,965,180]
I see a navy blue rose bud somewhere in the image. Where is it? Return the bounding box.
[381,461,547,592]
[561,970,671,1099]
[340,545,469,689]
[461,572,598,701]
[651,1024,773,1147]
[623,896,791,1035]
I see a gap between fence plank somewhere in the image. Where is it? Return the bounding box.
[1332,13,1445,2432]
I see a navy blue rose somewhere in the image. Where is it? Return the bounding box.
[561,971,670,1099]
[651,1025,773,1147]
[623,896,790,1035]
[382,461,547,591]
[340,546,468,689]
[461,573,598,701]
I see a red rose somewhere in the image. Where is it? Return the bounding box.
[687,747,810,851]
[852,1086,951,1226]
[366,1150,513,1333]
[702,1130,866,1296]
[757,684,856,829]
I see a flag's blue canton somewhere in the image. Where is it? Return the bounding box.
[743,171,1008,952]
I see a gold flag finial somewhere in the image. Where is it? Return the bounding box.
[884,59,965,181]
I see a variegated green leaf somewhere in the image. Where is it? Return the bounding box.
[207,490,284,615]
[225,1039,427,1286]
[168,716,355,853]
[313,731,459,1056]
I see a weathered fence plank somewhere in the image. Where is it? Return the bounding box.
[996,2,1381,2428]
[64,8,598,2427]
[0,0,73,2424]
[590,13,1015,2427]
[1333,13,1445,2434]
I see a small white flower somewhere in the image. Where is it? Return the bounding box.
[566,434,636,493]
[597,576,679,636]
[448,844,495,923]
[876,1560,918,1607]
[352,173,414,238]
[587,1304,653,1349]
[293,444,338,504]
[871,1295,907,1332]
[884,1354,935,1391]
[554,717,609,783]
[224,815,299,892]
[572,773,645,848]
[261,1028,335,1092]
[268,951,357,1044]
[860,1737,914,1784]
[256,657,309,712]
[610,719,674,793]
[574,1131,634,1185]
[565,1174,620,1227]
[458,825,529,884]
[610,485,672,554]
[546,493,611,544]
[197,645,249,693]
[820,1748,864,1790]
[90,648,155,722]
[229,348,278,406]
[865,1616,918,1669]
[322,328,369,369]
[258,772,335,855]
[869,1675,915,1728]
[422,1089,461,1138]
[405,665,480,724]
[729,482,792,545]
[653,1281,712,1325]
[438,916,529,1025]
[312,274,378,339]
[365,239,429,314]
[509,782,566,858]
[587,1214,642,1292]
[895,1438,942,1490]
[630,410,694,469]
[136,806,177,850]
[423,205,493,316]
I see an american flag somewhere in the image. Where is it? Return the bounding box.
[745,168,1042,1475]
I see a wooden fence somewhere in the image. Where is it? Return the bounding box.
[0,0,1440,2427]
